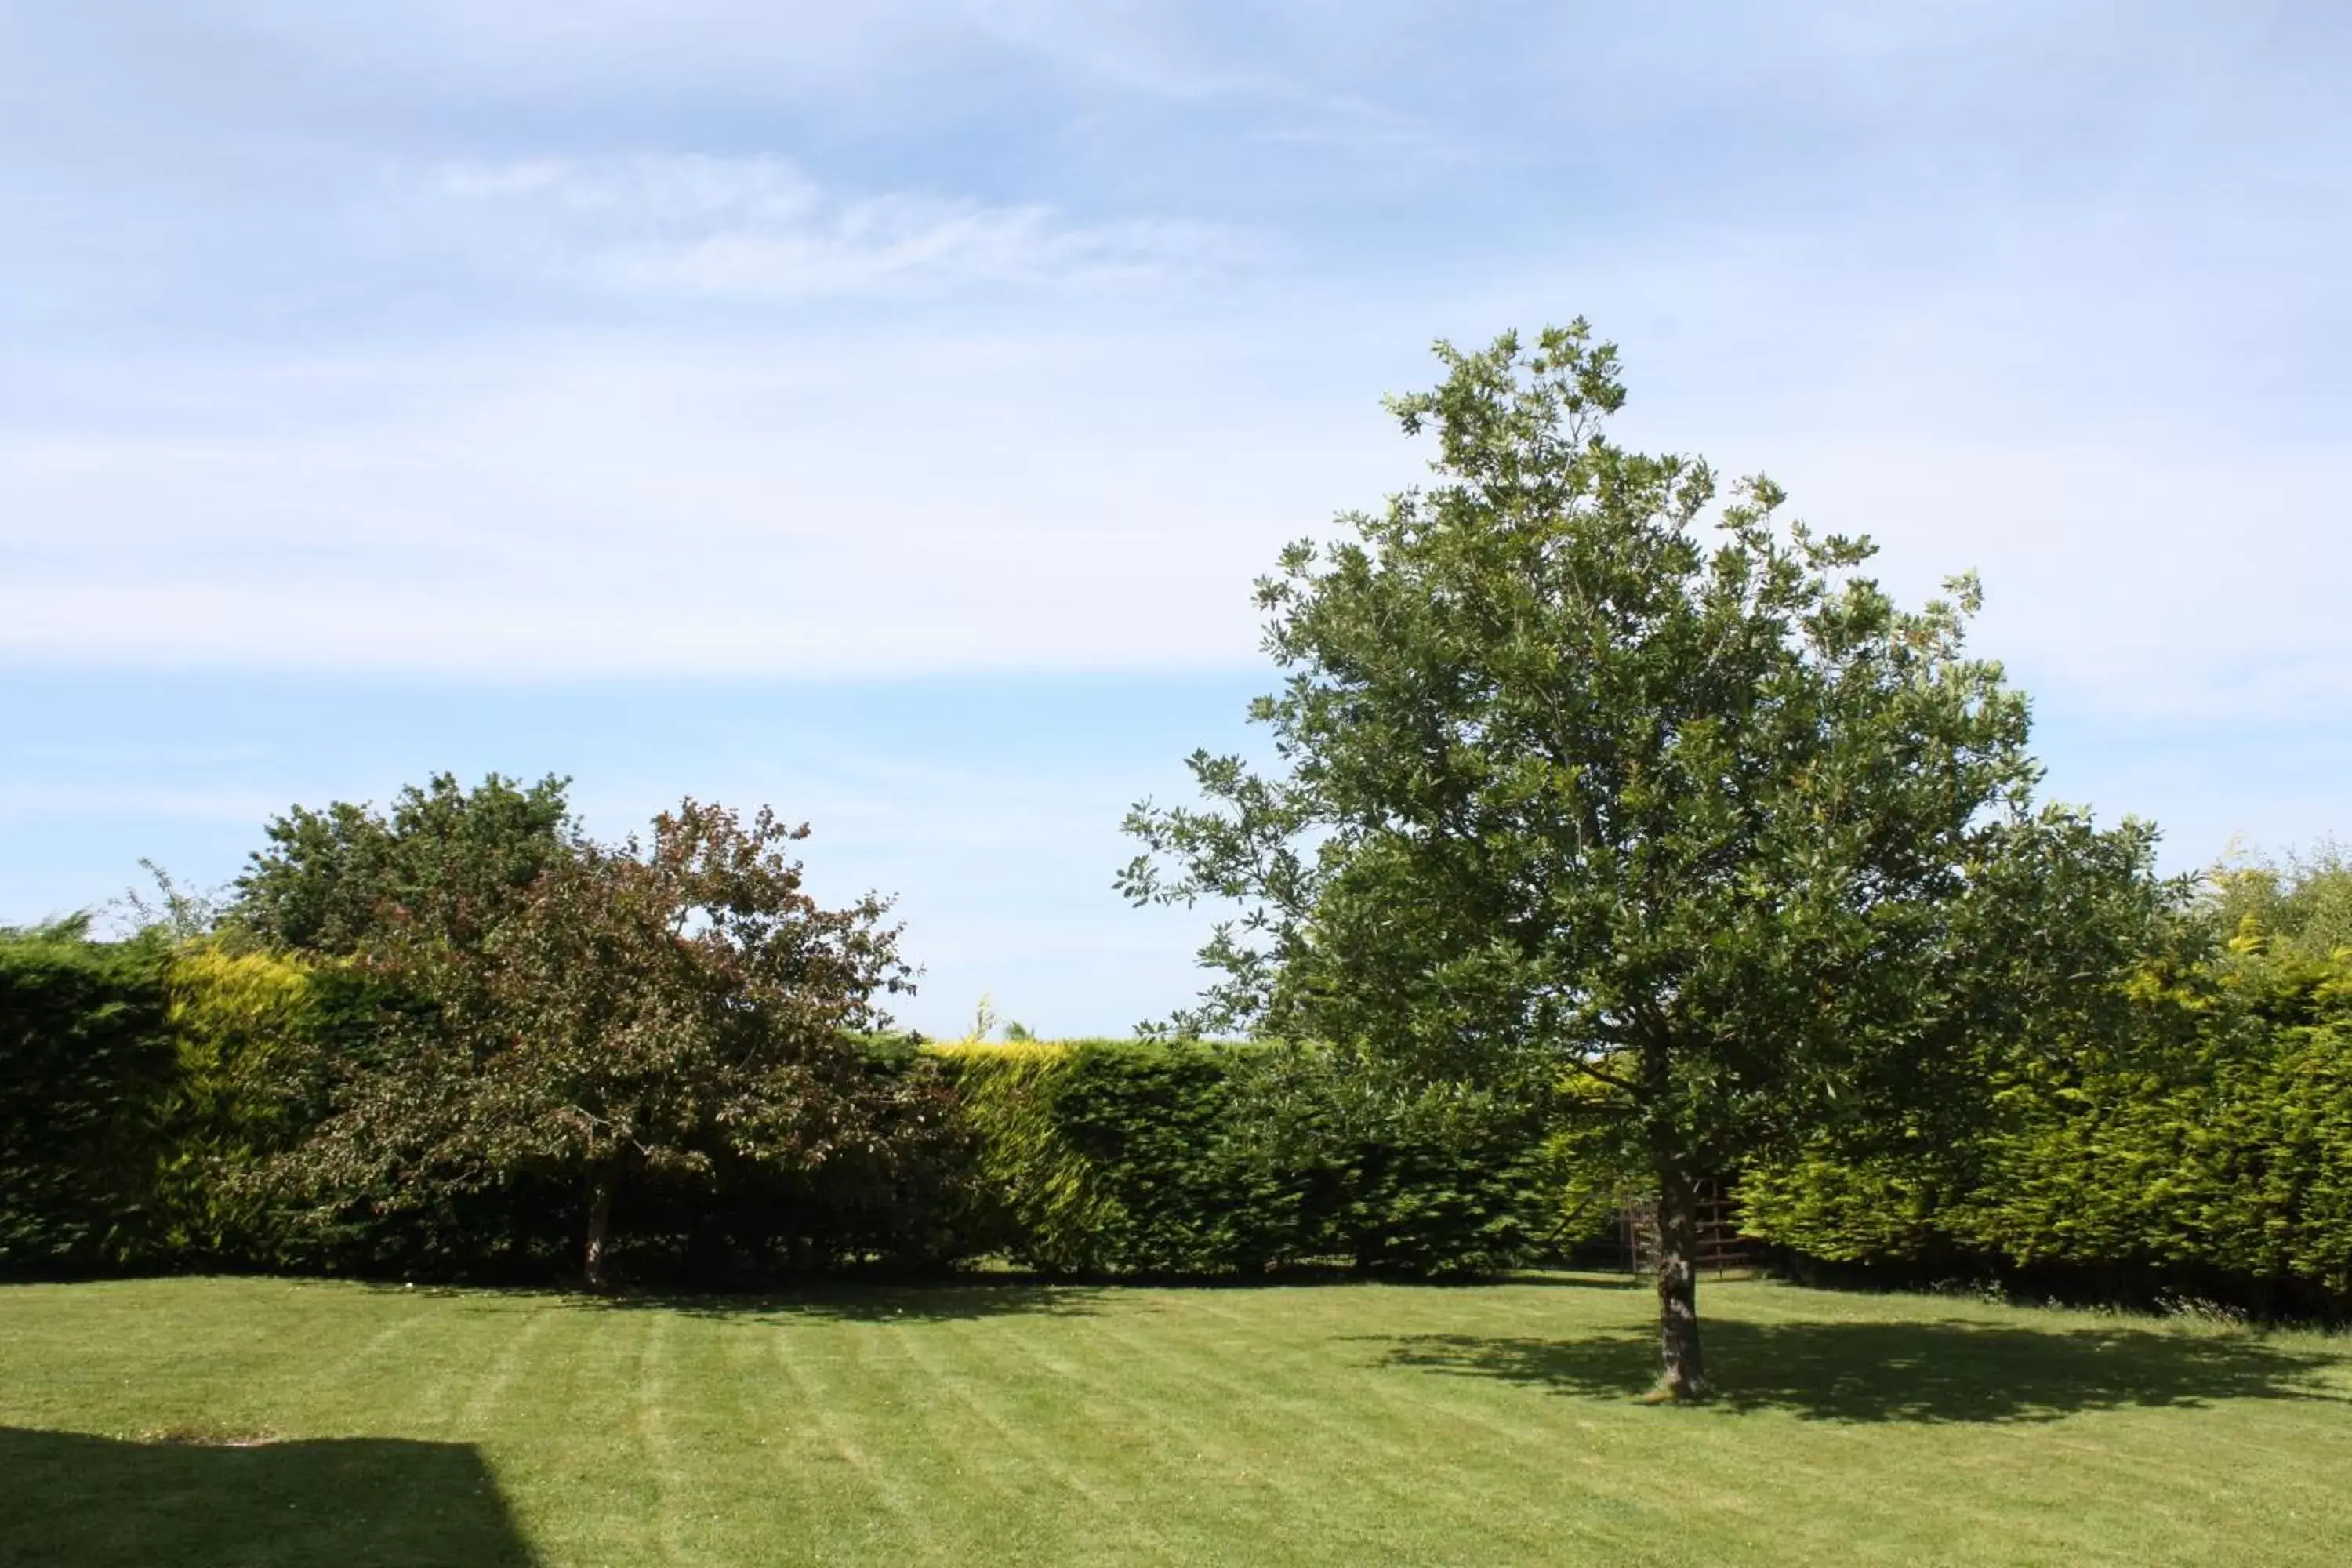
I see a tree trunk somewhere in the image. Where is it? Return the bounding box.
[1651,1166,1711,1402]
[583,1159,621,1292]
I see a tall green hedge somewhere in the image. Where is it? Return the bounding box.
[5,931,1566,1283]
[1741,933,2352,1308]
[26,913,2352,1301]
[0,926,357,1276]
[0,923,176,1273]
[931,1039,1563,1278]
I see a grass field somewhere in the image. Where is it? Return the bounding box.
[3,1272,2348,1566]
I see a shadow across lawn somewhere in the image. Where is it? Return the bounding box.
[528,1266,1635,1323]
[1371,1319,2350,1423]
[0,1425,535,1567]
[550,1279,1116,1323]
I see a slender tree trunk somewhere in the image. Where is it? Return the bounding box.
[1652,1164,1711,1402]
[583,1158,621,1292]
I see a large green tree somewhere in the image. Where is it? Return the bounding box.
[1120,322,2154,1399]
[280,800,914,1288]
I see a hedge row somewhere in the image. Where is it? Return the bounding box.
[935,1039,1564,1278]
[0,924,176,1272]
[0,928,1569,1283]
[24,919,2352,1305]
[1740,937,2352,1309]
[0,926,359,1274]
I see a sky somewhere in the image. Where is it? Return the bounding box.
[3,2,2347,1036]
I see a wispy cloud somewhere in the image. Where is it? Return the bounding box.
[0,320,1380,677]
[421,155,1238,299]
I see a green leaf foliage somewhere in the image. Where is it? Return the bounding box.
[931,1039,1564,1279]
[150,938,336,1264]
[268,800,919,1287]
[5,791,1583,1287]
[2,924,392,1276]
[229,771,578,954]
[1117,320,2165,1388]
[1744,853,2352,1308]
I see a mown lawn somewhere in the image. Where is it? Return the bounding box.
[2,1272,2347,1566]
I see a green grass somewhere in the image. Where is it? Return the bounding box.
[3,1272,2348,1566]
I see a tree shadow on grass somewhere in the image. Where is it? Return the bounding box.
[1371,1319,2351,1423]
[0,1425,536,1567]
[521,1266,1636,1323]
[387,1265,1634,1327]
[548,1279,1116,1324]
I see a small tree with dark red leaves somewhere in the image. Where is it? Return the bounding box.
[285,800,915,1289]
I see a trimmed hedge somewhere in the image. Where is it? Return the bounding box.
[0,923,176,1273]
[1741,938,2352,1311]
[27,913,2351,1305]
[931,1038,1563,1278]
[0,927,367,1276]
[4,930,1565,1283]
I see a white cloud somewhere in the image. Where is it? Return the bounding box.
[430,156,823,225]
[0,322,1399,676]
[5,5,2344,717]
[5,328,2343,728]
[416,154,1237,299]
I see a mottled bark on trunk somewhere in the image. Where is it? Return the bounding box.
[1652,1166,1711,1402]
[583,1160,620,1292]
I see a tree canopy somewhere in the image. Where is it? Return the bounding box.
[230,771,578,954]
[1121,321,2160,1399]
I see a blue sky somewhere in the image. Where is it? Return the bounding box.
[4,2,2347,1035]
